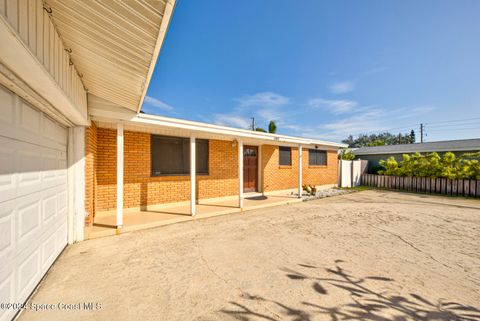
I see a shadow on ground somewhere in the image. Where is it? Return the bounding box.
[221,260,480,321]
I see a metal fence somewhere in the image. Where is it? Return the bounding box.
[361,174,480,198]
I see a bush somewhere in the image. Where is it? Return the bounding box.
[377,152,480,180]
[370,165,386,175]
[338,149,356,160]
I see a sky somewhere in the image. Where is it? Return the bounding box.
[143,0,480,143]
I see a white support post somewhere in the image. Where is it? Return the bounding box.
[116,123,124,228]
[238,140,244,209]
[190,136,196,216]
[67,126,86,243]
[258,145,262,193]
[298,145,303,198]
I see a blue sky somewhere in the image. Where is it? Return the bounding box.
[143,0,480,143]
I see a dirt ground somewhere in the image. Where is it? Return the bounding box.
[18,190,480,321]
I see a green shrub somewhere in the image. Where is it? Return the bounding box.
[338,149,356,160]
[377,151,480,179]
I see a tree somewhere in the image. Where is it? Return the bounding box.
[268,121,277,134]
[342,130,416,148]
[409,130,416,143]
[255,127,267,132]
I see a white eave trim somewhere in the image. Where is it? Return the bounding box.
[134,113,347,147]
[136,0,176,113]
[88,103,347,148]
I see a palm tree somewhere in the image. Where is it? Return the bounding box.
[268,121,277,134]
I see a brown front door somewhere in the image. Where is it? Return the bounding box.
[243,146,258,193]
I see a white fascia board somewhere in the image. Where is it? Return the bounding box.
[0,16,88,125]
[136,0,177,113]
[135,113,347,148]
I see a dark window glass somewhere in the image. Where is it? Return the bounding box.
[279,146,292,166]
[151,135,208,176]
[309,149,327,166]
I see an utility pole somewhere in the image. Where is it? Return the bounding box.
[250,117,255,131]
[420,123,424,143]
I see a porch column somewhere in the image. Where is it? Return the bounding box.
[298,145,303,198]
[190,136,196,216]
[116,123,124,228]
[238,140,244,209]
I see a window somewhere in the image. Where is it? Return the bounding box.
[309,149,327,166]
[279,146,292,166]
[151,135,208,176]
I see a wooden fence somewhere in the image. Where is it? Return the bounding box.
[361,174,480,198]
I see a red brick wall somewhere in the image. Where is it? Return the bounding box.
[94,127,239,212]
[262,145,338,192]
[84,122,97,226]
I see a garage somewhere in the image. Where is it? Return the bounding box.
[0,85,68,321]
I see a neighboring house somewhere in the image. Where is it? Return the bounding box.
[0,1,345,319]
[353,139,480,171]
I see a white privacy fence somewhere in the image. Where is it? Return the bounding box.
[338,160,368,187]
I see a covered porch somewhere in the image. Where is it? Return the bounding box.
[86,105,344,239]
[85,191,302,239]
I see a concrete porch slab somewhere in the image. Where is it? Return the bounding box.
[85,192,302,239]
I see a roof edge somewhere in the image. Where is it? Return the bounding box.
[136,0,177,113]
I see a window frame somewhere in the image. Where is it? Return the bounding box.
[308,149,327,166]
[150,135,209,177]
[278,146,292,166]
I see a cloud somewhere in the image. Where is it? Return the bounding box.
[213,113,250,129]
[212,91,292,129]
[235,92,290,108]
[329,81,354,94]
[143,96,174,111]
[308,98,358,114]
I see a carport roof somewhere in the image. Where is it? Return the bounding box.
[44,0,176,113]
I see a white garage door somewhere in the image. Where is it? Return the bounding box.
[0,85,68,321]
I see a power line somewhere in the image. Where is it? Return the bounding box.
[426,121,480,128]
[426,126,480,132]
[426,116,480,125]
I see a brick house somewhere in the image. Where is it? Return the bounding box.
[85,105,346,231]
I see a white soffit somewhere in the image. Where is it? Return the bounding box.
[45,0,176,112]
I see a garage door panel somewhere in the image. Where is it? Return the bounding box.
[19,102,41,135]
[17,200,42,241]
[17,248,41,301]
[0,211,14,257]
[0,86,66,152]
[6,186,67,260]
[0,85,68,321]
[0,137,67,204]
[41,233,57,271]
[0,273,14,307]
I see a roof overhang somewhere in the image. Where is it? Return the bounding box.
[88,99,347,149]
[45,0,176,113]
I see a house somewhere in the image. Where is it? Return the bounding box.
[353,139,480,171]
[0,1,345,319]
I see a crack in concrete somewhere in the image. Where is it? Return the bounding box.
[191,225,285,321]
[374,226,452,270]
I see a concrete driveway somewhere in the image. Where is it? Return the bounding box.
[17,190,480,321]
